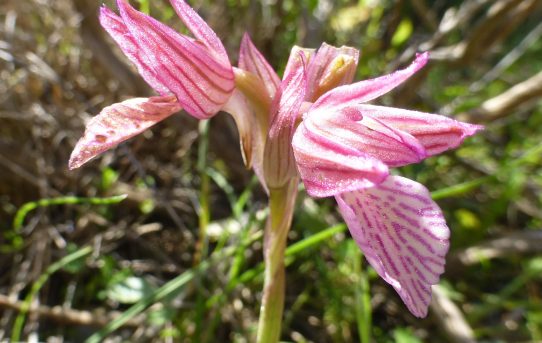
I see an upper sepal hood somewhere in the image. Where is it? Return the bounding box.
[168,0,230,66]
[108,0,234,119]
[292,51,482,198]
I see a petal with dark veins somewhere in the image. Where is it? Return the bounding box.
[69,95,181,169]
[354,104,483,155]
[239,33,281,99]
[335,176,449,317]
[314,52,428,109]
[117,0,233,119]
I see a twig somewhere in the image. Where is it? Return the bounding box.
[471,20,542,92]
[441,20,542,115]
[396,0,492,66]
[72,0,150,96]
[448,230,542,269]
[458,70,542,123]
[430,0,541,64]
[410,0,438,31]
[0,153,61,197]
[0,294,143,327]
[430,285,476,343]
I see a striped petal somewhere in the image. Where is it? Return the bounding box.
[306,42,359,102]
[117,0,234,119]
[69,96,181,169]
[99,6,169,95]
[301,106,427,168]
[282,46,314,89]
[239,33,280,99]
[335,175,449,317]
[292,121,389,198]
[169,0,230,65]
[355,105,484,155]
[314,52,428,110]
[263,51,307,188]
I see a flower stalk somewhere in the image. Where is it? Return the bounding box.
[257,180,298,343]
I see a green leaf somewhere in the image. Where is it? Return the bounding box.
[391,19,413,47]
[106,276,155,304]
[393,328,423,343]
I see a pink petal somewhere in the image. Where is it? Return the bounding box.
[335,175,450,317]
[282,46,315,86]
[263,51,307,188]
[299,106,427,168]
[168,0,230,65]
[239,33,281,99]
[355,104,484,155]
[69,95,181,170]
[292,121,389,197]
[314,52,429,109]
[117,0,234,119]
[306,42,359,101]
[99,6,170,95]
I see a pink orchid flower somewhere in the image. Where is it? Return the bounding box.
[68,0,483,319]
[69,0,235,169]
[250,44,482,317]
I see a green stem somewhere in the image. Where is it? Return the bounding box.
[194,119,210,265]
[256,180,298,343]
[194,119,211,341]
[355,255,372,343]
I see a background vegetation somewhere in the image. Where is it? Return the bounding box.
[1,0,541,342]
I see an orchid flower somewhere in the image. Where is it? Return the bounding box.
[69,0,484,337]
[238,40,482,318]
[262,46,482,317]
[69,0,236,169]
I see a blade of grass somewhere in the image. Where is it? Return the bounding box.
[431,143,542,200]
[201,177,258,342]
[470,258,542,322]
[12,194,127,231]
[11,246,93,342]
[206,167,237,212]
[431,176,492,200]
[237,224,347,285]
[85,230,264,343]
